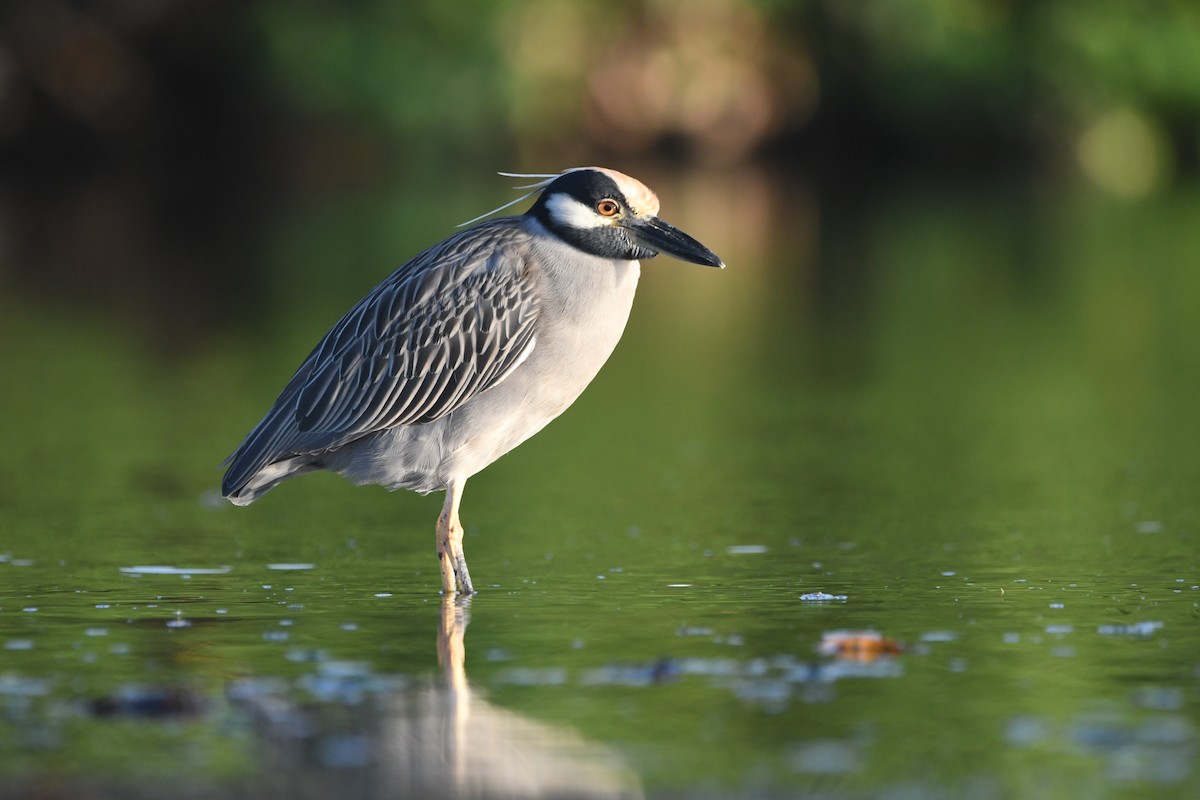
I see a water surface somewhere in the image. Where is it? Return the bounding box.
[2,170,1198,798]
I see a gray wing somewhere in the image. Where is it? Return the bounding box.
[221,219,539,497]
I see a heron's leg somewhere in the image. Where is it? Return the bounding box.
[448,481,474,594]
[437,489,456,594]
[437,481,475,595]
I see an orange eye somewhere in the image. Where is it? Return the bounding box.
[595,199,620,217]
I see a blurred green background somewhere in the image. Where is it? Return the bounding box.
[3,3,1200,797]
[2,0,1199,342]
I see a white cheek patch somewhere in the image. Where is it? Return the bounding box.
[545,192,613,230]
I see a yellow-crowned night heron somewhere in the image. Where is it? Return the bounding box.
[222,167,724,594]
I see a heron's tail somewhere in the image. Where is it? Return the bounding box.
[221,454,320,505]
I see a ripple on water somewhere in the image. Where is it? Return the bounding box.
[1097,621,1164,638]
[119,566,232,576]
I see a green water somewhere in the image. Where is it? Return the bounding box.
[2,170,1198,799]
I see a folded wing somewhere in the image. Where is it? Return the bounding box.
[221,220,539,498]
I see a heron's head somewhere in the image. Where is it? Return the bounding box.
[524,167,725,269]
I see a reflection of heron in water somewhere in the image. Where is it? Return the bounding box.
[381,596,644,799]
[240,597,643,799]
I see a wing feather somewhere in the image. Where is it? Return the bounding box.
[222,219,539,497]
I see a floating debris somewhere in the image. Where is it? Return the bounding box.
[817,630,902,661]
[800,591,848,603]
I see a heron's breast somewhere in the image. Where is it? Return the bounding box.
[531,259,640,405]
[440,258,640,473]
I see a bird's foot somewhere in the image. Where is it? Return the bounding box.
[437,549,475,595]
[454,555,475,595]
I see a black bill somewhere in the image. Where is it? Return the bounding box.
[627,216,726,269]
